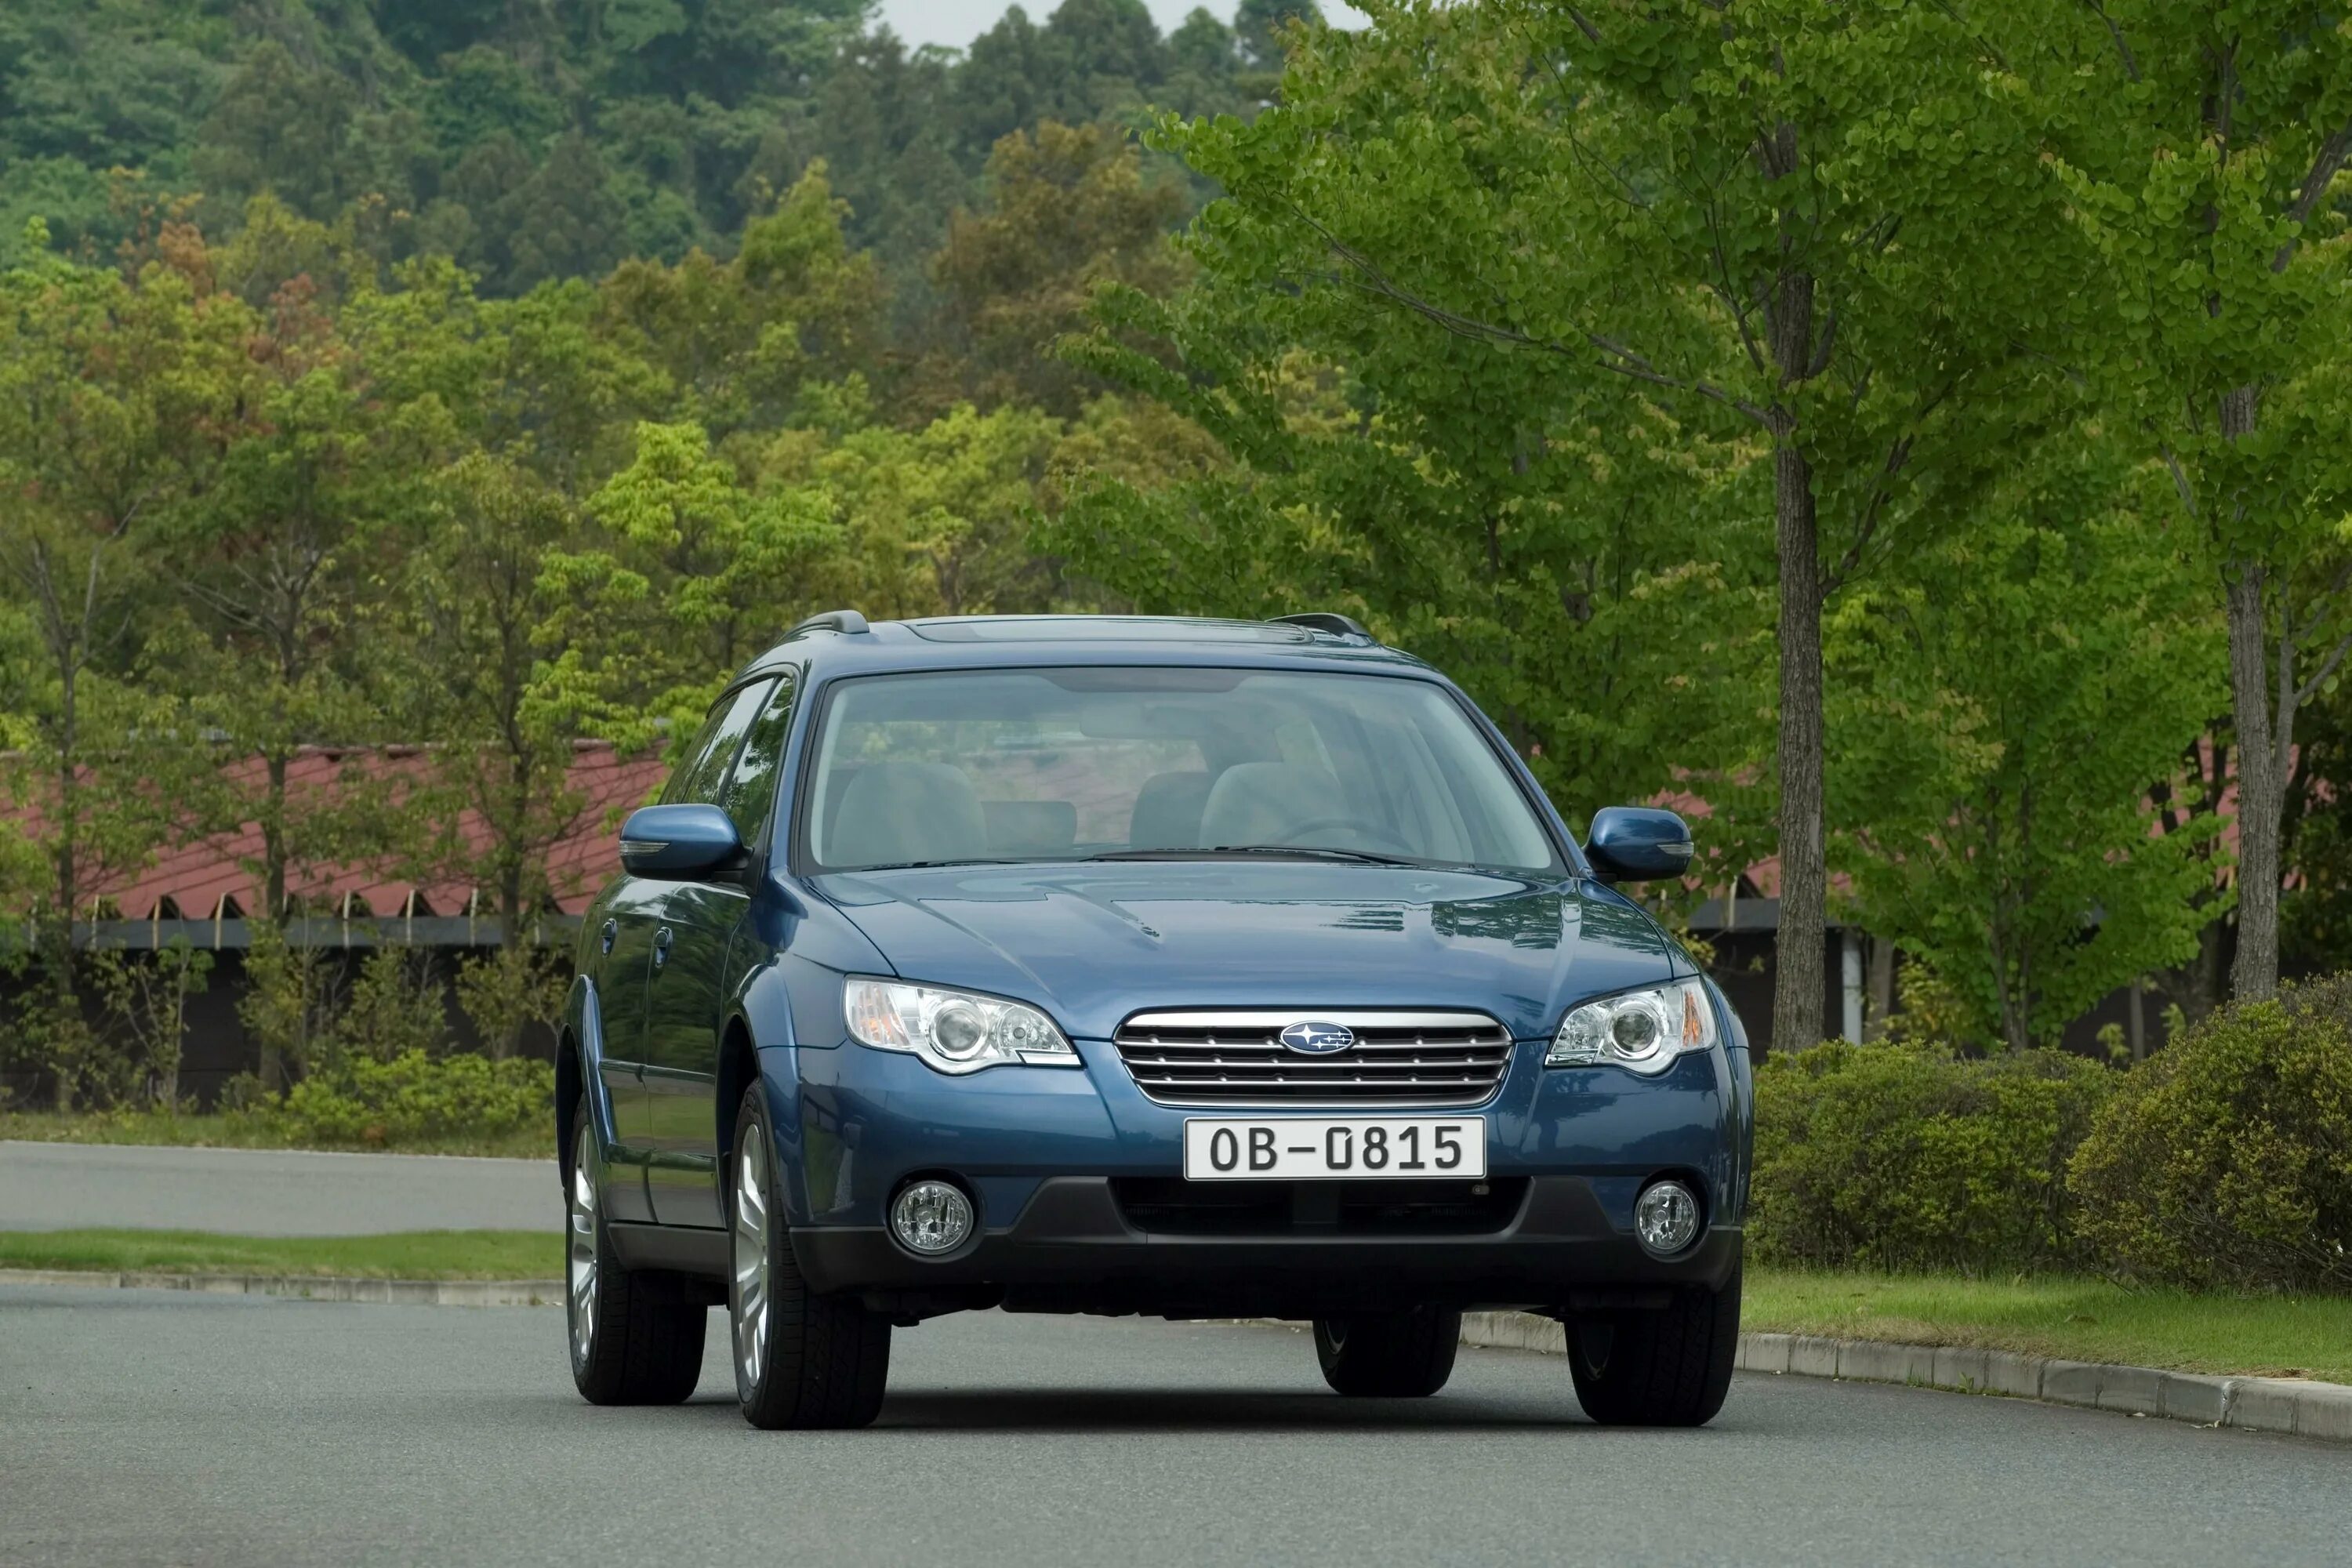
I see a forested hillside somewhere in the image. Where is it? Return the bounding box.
[4,0,2350,1102]
[0,0,1302,301]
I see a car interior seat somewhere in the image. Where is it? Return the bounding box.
[827,760,989,866]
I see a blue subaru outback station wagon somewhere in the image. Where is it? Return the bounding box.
[560,612,1751,1429]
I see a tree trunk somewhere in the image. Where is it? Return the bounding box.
[49,659,81,1109]
[2224,558,2282,1002]
[260,751,291,1090]
[1766,245,1828,1054]
[1771,433,1827,1051]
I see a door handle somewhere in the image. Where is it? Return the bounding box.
[652,926,673,969]
[600,919,616,955]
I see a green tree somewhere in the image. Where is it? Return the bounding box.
[548,419,837,750]
[158,252,416,1094]
[767,401,1065,617]
[1828,434,2223,1049]
[349,260,638,1055]
[1054,277,1769,854]
[2036,2,2352,1000]
[87,938,214,1109]
[921,121,1188,417]
[402,453,596,1048]
[488,133,632,295]
[1083,2,2078,1047]
[1233,0,1320,74]
[596,164,886,441]
[0,230,241,1105]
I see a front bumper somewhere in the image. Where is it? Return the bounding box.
[774,1029,1751,1318]
[792,1174,1742,1318]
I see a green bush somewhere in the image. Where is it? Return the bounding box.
[2070,977,2352,1293]
[241,1049,555,1149]
[1751,1040,2114,1272]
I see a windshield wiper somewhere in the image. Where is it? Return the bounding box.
[1087,844,1422,866]
[838,857,1044,871]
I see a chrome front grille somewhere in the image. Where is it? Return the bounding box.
[1112,1009,1514,1109]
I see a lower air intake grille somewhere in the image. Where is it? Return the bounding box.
[1112,1009,1513,1109]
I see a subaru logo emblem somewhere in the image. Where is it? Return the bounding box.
[1279,1020,1355,1055]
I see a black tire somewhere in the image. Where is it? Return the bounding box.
[729,1084,892,1430]
[1565,1268,1740,1427]
[1312,1308,1461,1397]
[566,1097,706,1406]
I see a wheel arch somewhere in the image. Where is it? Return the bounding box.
[558,974,619,1189]
[557,1031,583,1178]
[717,1015,760,1171]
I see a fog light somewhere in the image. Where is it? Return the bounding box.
[1634,1179,1701,1258]
[891,1180,974,1256]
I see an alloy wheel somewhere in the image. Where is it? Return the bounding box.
[568,1125,598,1367]
[733,1123,773,1395]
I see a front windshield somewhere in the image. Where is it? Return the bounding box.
[802,667,1560,873]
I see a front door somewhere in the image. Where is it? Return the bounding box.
[641,882,748,1228]
[590,879,665,1224]
[638,676,795,1229]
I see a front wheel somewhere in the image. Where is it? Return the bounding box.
[1564,1269,1740,1427]
[566,1103,705,1406]
[729,1085,892,1430]
[1312,1308,1460,1397]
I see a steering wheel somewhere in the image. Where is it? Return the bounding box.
[1269,815,1418,854]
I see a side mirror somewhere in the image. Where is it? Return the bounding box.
[1584,807,1694,883]
[619,804,743,880]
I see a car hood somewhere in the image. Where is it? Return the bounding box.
[811,862,1681,1041]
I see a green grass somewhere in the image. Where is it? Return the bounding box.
[1748,1266,2352,1385]
[0,1228,562,1279]
[0,1109,546,1160]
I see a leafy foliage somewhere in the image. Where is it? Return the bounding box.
[85,940,212,1110]
[919,121,1189,417]
[239,1048,556,1149]
[2,0,2350,1134]
[1828,437,2224,1047]
[1751,1040,2116,1273]
[2037,0,2352,1000]
[0,0,1289,300]
[2071,978,2352,1292]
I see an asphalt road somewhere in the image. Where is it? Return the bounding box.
[3,1287,2343,1567]
[0,1142,555,1235]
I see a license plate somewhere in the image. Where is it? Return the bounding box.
[1182,1116,1486,1181]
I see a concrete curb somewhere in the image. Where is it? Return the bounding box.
[10,1271,2344,1441]
[1445,1310,2349,1443]
[0,1268,561,1306]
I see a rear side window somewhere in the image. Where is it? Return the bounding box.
[663,681,775,807]
[720,677,796,844]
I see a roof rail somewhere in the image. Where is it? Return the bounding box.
[1268,612,1372,640]
[786,609,871,640]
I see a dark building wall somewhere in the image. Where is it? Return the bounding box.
[1700,926,2179,1062]
[2,947,563,1111]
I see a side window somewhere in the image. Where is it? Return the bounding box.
[662,681,775,807]
[719,677,796,845]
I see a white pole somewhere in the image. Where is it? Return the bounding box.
[1841,928,1864,1044]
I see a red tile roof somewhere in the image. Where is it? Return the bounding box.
[16,742,664,920]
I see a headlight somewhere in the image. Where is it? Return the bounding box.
[1548,979,1717,1075]
[844,977,1079,1074]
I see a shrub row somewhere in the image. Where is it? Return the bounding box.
[1749,1040,2113,1273]
[1751,975,2352,1292]
[2071,976,2352,1293]
[233,1050,556,1149]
